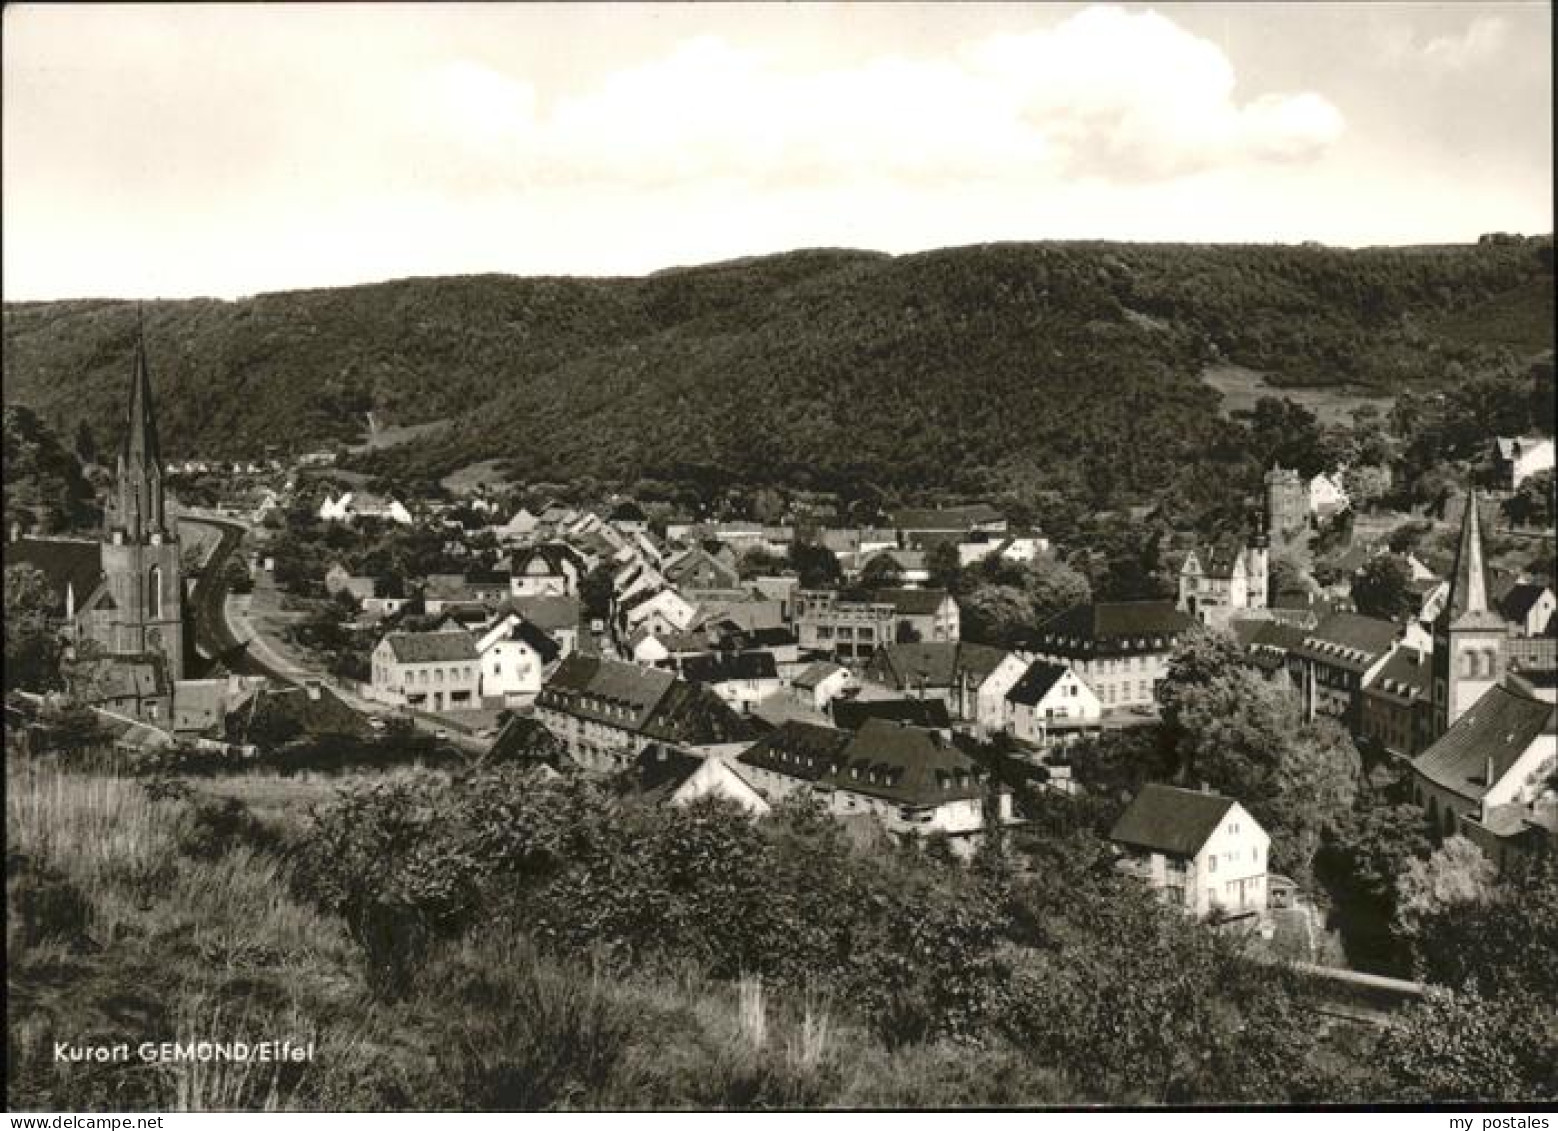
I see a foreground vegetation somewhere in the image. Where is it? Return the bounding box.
[8,726,1555,1110]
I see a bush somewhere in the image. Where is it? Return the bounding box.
[6,853,92,950]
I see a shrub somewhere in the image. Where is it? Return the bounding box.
[6,853,92,950]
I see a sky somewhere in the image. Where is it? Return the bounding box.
[3,2,1552,300]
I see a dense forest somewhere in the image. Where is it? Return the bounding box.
[4,238,1552,512]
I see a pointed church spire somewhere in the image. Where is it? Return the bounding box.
[1441,485,1500,628]
[123,306,162,468]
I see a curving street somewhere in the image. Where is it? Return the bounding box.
[180,512,299,684]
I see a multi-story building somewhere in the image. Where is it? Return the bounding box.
[1024,602,1194,715]
[1176,526,1269,628]
[370,630,482,712]
[1285,612,1399,731]
[795,589,897,665]
[1004,661,1102,747]
[534,655,756,772]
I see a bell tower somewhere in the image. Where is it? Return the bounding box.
[1429,488,1503,738]
[97,313,185,680]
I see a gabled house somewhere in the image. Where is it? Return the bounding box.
[1004,661,1102,747]
[862,640,1016,727]
[1410,682,1557,867]
[1176,533,1269,628]
[664,545,742,592]
[872,588,960,643]
[1309,472,1350,522]
[476,614,563,706]
[832,696,952,736]
[892,504,1006,540]
[792,661,853,711]
[626,744,770,815]
[510,543,583,597]
[499,593,581,657]
[1499,583,1557,640]
[618,586,698,639]
[1110,783,1270,920]
[676,651,783,713]
[318,491,413,526]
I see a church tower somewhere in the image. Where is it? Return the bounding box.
[96,317,185,680]
[1429,488,1503,738]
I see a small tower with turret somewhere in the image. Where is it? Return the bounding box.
[1264,464,1306,549]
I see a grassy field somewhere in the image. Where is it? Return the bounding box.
[7,756,1091,1110]
[1201,363,1394,427]
[439,459,511,496]
[347,417,452,454]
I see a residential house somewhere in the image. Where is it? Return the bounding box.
[500,594,581,657]
[370,630,482,712]
[423,570,510,615]
[861,640,1016,728]
[318,491,412,525]
[1176,533,1270,628]
[618,586,698,639]
[663,545,741,592]
[534,655,758,772]
[1493,436,1555,491]
[1500,583,1557,639]
[1110,783,1270,920]
[676,651,783,714]
[1024,602,1195,714]
[873,588,960,643]
[832,696,952,736]
[792,661,853,711]
[608,500,648,535]
[476,614,563,706]
[1411,681,1557,868]
[955,530,1050,567]
[1005,661,1103,747]
[510,543,583,597]
[626,745,770,815]
[892,504,1006,541]
[67,653,171,724]
[1309,472,1350,522]
[496,507,541,542]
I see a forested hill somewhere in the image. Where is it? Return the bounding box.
[4,239,1551,503]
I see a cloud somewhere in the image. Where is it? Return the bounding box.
[397,5,1344,191]
[1381,15,1508,71]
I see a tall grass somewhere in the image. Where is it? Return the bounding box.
[7,761,176,940]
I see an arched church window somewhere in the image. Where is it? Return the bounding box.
[148,566,162,618]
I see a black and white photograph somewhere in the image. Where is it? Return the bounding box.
[3,0,1554,1116]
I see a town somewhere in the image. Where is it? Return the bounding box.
[5,2,1555,1113]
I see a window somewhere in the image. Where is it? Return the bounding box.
[1208,854,1217,873]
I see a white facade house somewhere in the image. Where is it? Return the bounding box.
[974,652,1031,738]
[1494,436,1555,490]
[1004,662,1102,745]
[476,614,563,706]
[370,630,482,712]
[1308,473,1351,521]
[318,492,413,526]
[1110,784,1271,920]
[669,756,772,816]
[792,661,854,711]
[620,587,698,638]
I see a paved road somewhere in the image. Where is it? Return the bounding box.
[180,513,299,684]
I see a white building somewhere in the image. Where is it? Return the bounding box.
[319,491,413,526]
[1308,472,1351,522]
[370,630,482,712]
[792,661,854,711]
[476,614,563,706]
[1494,436,1555,491]
[1003,661,1102,746]
[1110,784,1271,920]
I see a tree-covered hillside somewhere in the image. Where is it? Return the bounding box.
[4,239,1550,506]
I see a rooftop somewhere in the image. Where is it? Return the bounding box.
[1109,782,1242,858]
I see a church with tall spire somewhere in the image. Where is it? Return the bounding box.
[1428,486,1505,738]
[79,316,186,684]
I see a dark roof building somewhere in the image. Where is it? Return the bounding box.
[4,536,105,618]
[1005,661,1069,706]
[383,631,480,664]
[892,504,1005,532]
[833,697,952,731]
[739,721,852,783]
[1109,783,1241,858]
[1027,601,1194,657]
[1412,683,1556,804]
[679,651,780,685]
